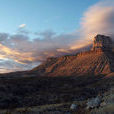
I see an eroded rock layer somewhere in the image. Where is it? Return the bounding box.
[31,50,114,76]
[31,35,114,76]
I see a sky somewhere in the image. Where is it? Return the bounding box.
[0,0,99,34]
[0,0,114,73]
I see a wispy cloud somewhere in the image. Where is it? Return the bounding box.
[81,0,114,40]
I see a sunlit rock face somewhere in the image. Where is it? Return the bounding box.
[30,34,114,76]
[92,34,112,51]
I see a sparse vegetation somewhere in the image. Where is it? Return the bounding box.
[0,74,113,113]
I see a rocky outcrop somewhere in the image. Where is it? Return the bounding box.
[31,51,113,76]
[30,34,114,76]
[92,34,112,51]
[86,96,102,109]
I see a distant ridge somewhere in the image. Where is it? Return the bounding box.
[30,35,114,76]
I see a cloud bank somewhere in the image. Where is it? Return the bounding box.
[0,0,114,73]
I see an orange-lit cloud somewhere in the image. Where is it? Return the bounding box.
[0,43,34,64]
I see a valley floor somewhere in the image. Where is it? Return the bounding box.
[0,73,113,114]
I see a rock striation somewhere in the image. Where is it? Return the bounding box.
[92,34,112,51]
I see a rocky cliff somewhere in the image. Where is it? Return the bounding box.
[31,35,114,76]
[92,34,112,51]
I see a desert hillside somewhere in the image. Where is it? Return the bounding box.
[31,35,114,77]
[31,50,114,76]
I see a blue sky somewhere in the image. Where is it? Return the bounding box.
[0,0,99,35]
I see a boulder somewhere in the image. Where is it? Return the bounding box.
[86,96,102,109]
[70,103,78,110]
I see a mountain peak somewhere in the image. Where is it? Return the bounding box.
[92,34,112,51]
[31,34,114,76]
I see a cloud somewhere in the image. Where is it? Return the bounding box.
[19,24,26,28]
[0,0,114,73]
[0,32,78,73]
[70,0,114,49]
[0,33,9,42]
[81,0,114,40]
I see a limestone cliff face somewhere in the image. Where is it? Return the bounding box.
[92,34,112,51]
[31,35,114,76]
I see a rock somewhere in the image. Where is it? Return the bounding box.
[86,96,102,109]
[100,102,107,107]
[30,34,114,76]
[92,34,112,51]
[70,103,78,110]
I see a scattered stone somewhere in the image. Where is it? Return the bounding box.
[100,102,106,107]
[70,103,78,110]
[86,96,102,109]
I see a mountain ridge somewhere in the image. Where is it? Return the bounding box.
[30,34,114,76]
[0,34,113,77]
[30,49,114,76]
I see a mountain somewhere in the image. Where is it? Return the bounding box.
[30,34,114,76]
[0,35,113,113]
